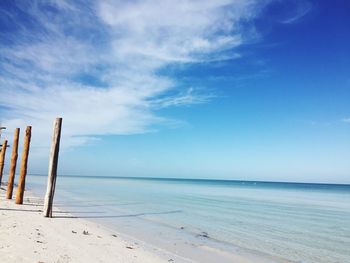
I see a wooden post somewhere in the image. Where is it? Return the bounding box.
[0,139,8,186]
[15,126,31,205]
[43,118,62,218]
[6,128,20,199]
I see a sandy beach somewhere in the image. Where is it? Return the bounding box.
[0,187,174,263]
[0,184,279,263]
[2,179,347,263]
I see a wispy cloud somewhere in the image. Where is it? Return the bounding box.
[281,1,312,24]
[342,118,350,123]
[0,0,270,150]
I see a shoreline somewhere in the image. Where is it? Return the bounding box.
[0,187,180,263]
[0,186,288,263]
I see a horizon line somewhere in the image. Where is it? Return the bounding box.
[27,173,350,187]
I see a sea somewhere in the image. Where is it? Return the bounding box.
[26,175,350,263]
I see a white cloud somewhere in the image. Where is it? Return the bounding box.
[342,118,350,123]
[0,0,269,152]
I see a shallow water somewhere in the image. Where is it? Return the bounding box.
[27,175,350,263]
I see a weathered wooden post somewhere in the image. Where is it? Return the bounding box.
[6,128,20,199]
[15,126,32,204]
[0,139,8,186]
[43,118,62,218]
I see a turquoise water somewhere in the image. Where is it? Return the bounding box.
[27,175,350,263]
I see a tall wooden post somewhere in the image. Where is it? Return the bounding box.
[43,118,62,218]
[6,128,20,199]
[0,139,8,186]
[15,126,32,204]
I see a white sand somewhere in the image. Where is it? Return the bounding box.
[0,188,173,263]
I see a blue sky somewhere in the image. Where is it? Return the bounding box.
[0,0,349,183]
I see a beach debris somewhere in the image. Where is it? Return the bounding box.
[36,240,43,243]
[180,226,185,230]
[83,230,90,235]
[168,259,174,262]
[97,235,102,238]
[112,234,117,237]
[71,230,77,234]
[196,231,209,238]
[126,246,134,249]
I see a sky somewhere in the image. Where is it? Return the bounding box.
[0,0,349,183]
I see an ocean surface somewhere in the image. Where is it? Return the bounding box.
[27,175,350,263]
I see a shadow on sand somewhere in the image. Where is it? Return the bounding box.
[0,207,42,212]
[54,209,182,219]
